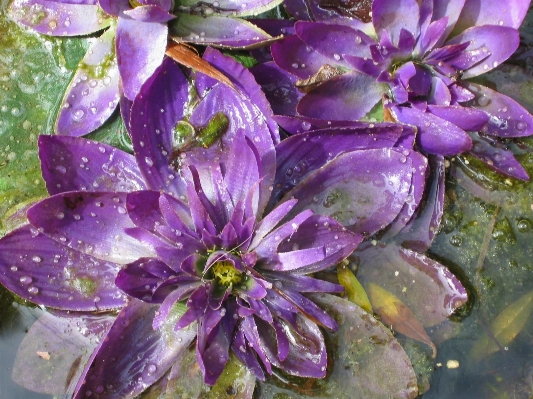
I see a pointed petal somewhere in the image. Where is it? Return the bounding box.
[432,0,466,44]
[392,106,472,155]
[356,245,468,326]
[427,104,489,131]
[463,82,533,138]
[27,192,154,264]
[56,28,120,136]
[447,26,519,78]
[297,72,384,121]
[0,225,125,310]
[39,135,145,195]
[73,299,196,399]
[284,149,414,235]
[117,17,168,100]
[8,0,110,36]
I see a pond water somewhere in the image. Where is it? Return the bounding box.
[2,2,533,399]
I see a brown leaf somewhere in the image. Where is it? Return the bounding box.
[319,0,373,22]
[165,41,236,90]
[367,283,437,358]
[295,64,344,93]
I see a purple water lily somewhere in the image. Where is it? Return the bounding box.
[270,0,533,180]
[0,49,424,397]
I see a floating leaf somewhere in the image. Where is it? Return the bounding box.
[367,283,437,358]
[337,262,372,313]
[471,290,533,359]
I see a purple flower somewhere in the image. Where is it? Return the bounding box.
[0,49,421,396]
[270,0,533,179]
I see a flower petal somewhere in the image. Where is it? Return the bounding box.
[297,72,384,121]
[454,0,528,31]
[0,225,125,310]
[73,299,196,399]
[27,192,154,264]
[56,27,120,136]
[356,244,468,326]
[39,135,145,195]
[447,25,519,78]
[284,149,414,236]
[392,106,472,155]
[372,0,420,45]
[8,0,110,36]
[124,5,175,23]
[462,82,533,138]
[116,16,168,100]
[427,104,489,131]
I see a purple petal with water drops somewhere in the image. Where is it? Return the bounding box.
[382,150,428,238]
[417,16,448,56]
[284,149,413,236]
[261,313,327,378]
[169,14,274,48]
[8,0,110,36]
[468,132,529,180]
[27,192,155,264]
[56,27,119,136]
[295,21,372,63]
[427,104,489,131]
[297,72,384,121]
[197,316,231,385]
[39,135,145,195]
[447,25,519,78]
[0,225,125,310]
[130,57,189,196]
[432,0,466,43]
[263,271,343,293]
[308,294,419,398]
[115,257,173,302]
[73,298,196,399]
[116,16,168,100]
[13,310,114,396]
[124,5,175,23]
[356,244,468,327]
[248,18,295,37]
[98,0,129,16]
[250,61,303,116]
[200,47,279,144]
[462,82,533,138]
[372,0,420,45]
[454,0,528,32]
[392,106,472,155]
[271,35,332,79]
[398,155,445,251]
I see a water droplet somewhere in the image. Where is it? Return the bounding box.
[20,276,32,285]
[145,157,153,167]
[73,214,81,220]
[450,235,462,247]
[516,121,528,131]
[333,53,341,61]
[103,76,111,85]
[146,364,157,375]
[56,165,67,174]
[73,109,85,121]
[32,255,42,263]
[95,385,104,394]
[10,266,17,272]
[28,286,39,295]
[477,95,490,107]
[355,35,362,44]
[117,207,126,214]
[98,146,106,153]
[517,218,531,232]
[301,121,311,131]
[56,212,65,219]
[399,155,407,163]
[291,63,298,69]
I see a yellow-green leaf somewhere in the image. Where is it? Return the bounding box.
[337,263,372,313]
[367,283,437,358]
[471,290,533,360]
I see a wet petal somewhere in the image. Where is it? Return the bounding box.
[130,58,189,196]
[124,4,175,23]
[454,0,528,31]
[297,72,384,121]
[56,28,120,136]
[117,16,168,100]
[170,14,274,48]
[392,106,472,155]
[271,34,331,79]
[284,149,414,236]
[468,132,529,180]
[447,25,519,78]
[432,0,466,43]
[356,244,468,326]
[8,0,110,36]
[39,135,145,195]
[27,192,154,264]
[427,104,489,131]
[73,299,196,399]
[0,225,125,310]
[462,82,533,138]
[13,311,114,396]
[372,0,420,45]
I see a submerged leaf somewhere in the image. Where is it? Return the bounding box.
[471,290,533,359]
[337,262,372,313]
[367,283,437,358]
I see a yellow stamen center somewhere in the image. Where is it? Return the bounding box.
[212,261,242,286]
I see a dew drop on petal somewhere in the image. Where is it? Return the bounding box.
[20,276,32,285]
[32,255,42,263]
[28,286,39,295]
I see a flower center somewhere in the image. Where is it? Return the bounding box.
[211,261,242,287]
[129,0,142,8]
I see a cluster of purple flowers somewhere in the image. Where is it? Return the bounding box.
[1,0,531,398]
